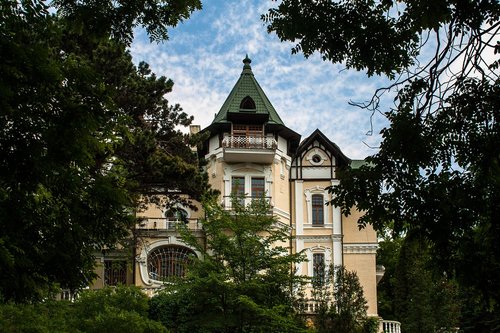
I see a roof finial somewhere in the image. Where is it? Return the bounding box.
[242,54,252,70]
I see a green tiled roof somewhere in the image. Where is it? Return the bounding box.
[212,55,285,126]
[350,160,366,169]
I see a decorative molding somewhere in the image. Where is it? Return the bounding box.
[303,223,333,229]
[273,206,290,219]
[304,185,327,193]
[306,148,327,166]
[343,243,379,254]
[137,238,200,287]
[332,234,343,241]
[306,245,332,277]
[296,235,332,241]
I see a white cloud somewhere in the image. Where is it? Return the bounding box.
[130,0,394,159]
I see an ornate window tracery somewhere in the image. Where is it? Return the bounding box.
[147,246,195,282]
[104,260,127,286]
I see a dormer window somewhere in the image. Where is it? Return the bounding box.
[240,96,256,110]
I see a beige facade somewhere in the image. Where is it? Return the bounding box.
[92,56,379,317]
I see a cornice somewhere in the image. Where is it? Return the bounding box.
[343,243,379,254]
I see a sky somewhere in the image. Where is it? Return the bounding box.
[130,0,395,160]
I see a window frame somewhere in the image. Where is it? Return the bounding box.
[312,253,326,285]
[104,260,127,286]
[240,96,256,110]
[251,177,265,198]
[311,194,324,226]
[147,246,195,282]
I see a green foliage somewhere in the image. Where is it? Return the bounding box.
[331,77,500,330]
[0,286,167,333]
[264,0,499,330]
[313,265,375,333]
[149,196,308,333]
[0,1,208,302]
[376,233,403,320]
[53,0,202,44]
[0,301,74,333]
[264,0,499,78]
[74,285,150,318]
[393,234,460,333]
[73,286,167,333]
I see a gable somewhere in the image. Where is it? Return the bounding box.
[290,129,352,180]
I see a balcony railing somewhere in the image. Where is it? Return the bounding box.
[300,300,402,333]
[381,320,402,333]
[222,195,272,210]
[222,135,277,149]
[137,217,201,231]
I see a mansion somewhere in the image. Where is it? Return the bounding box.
[91,56,381,318]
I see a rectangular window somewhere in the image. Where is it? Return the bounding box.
[313,253,325,285]
[232,124,263,136]
[232,124,264,148]
[251,177,265,198]
[312,194,324,225]
[104,260,127,286]
[231,176,246,206]
[231,176,245,196]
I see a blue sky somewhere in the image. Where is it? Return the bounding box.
[130,0,395,159]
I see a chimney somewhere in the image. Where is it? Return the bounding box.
[190,125,201,135]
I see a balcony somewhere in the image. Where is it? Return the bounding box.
[222,135,277,163]
[381,320,402,333]
[222,195,272,211]
[301,300,402,333]
[137,217,201,231]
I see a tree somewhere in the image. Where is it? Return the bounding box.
[376,232,403,321]
[312,265,377,333]
[393,234,460,333]
[149,196,308,333]
[0,1,206,302]
[264,1,499,329]
[73,285,168,333]
[0,285,167,333]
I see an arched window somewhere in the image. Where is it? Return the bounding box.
[312,194,324,225]
[165,208,188,222]
[240,96,256,110]
[147,246,195,282]
[313,253,325,285]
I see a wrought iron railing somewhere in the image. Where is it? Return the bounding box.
[137,217,201,231]
[222,135,277,149]
[222,195,272,210]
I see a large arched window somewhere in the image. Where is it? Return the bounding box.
[147,246,195,282]
[165,208,188,222]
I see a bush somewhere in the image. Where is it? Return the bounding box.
[0,286,167,333]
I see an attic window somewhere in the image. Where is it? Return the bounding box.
[240,96,256,110]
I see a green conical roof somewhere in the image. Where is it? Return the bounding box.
[211,56,285,126]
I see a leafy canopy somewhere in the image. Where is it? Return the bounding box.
[312,265,377,333]
[0,285,167,333]
[264,0,499,330]
[0,0,206,302]
[149,196,308,333]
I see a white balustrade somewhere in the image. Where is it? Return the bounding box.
[137,218,200,231]
[381,320,402,333]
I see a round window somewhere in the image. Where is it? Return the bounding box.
[312,154,322,164]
